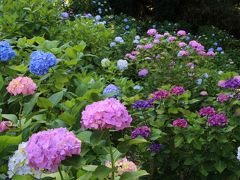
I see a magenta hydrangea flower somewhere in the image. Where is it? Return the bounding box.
[147,29,157,36]
[25,128,81,172]
[172,118,188,128]
[81,98,132,130]
[6,77,37,96]
[131,126,151,139]
[199,107,216,117]
[138,68,149,77]
[151,89,169,100]
[170,86,186,95]
[208,114,228,127]
[0,121,12,132]
[177,30,187,36]
[217,93,231,103]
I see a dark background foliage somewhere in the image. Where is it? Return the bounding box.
[109,0,240,38]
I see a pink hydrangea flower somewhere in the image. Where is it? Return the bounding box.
[81,98,132,130]
[163,32,170,37]
[0,121,12,132]
[218,80,226,88]
[153,39,160,44]
[198,51,207,56]
[147,29,157,36]
[178,42,187,48]
[7,77,37,96]
[26,128,81,172]
[172,118,188,128]
[178,50,190,57]
[200,91,208,96]
[170,86,186,95]
[168,36,177,42]
[199,107,216,117]
[136,45,144,49]
[189,41,205,52]
[125,53,136,60]
[177,30,187,36]
[217,93,231,103]
[138,68,149,77]
[131,51,139,56]
[207,51,215,57]
[105,157,137,176]
[144,43,153,50]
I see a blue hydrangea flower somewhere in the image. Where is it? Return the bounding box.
[133,85,142,90]
[133,40,139,44]
[208,48,214,52]
[95,15,101,21]
[115,37,124,43]
[217,47,223,52]
[29,51,56,76]
[117,59,128,71]
[185,36,190,41]
[135,35,140,40]
[218,70,223,75]
[125,25,130,30]
[196,78,203,85]
[110,42,116,47]
[203,73,209,78]
[61,12,69,19]
[0,41,15,62]
[214,42,218,46]
[103,84,120,97]
[123,18,128,22]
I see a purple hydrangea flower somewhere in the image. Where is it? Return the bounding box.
[138,68,148,77]
[170,86,186,95]
[149,143,161,153]
[217,93,231,103]
[131,126,151,139]
[208,114,228,127]
[131,100,153,109]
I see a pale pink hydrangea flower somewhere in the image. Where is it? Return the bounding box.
[147,29,157,36]
[81,98,132,130]
[0,121,12,132]
[177,30,187,36]
[200,91,208,96]
[163,32,170,37]
[7,77,37,96]
[178,42,187,48]
[105,157,137,176]
[26,128,81,172]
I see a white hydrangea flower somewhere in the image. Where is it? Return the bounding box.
[117,60,128,71]
[237,147,240,161]
[8,142,42,179]
[101,58,110,67]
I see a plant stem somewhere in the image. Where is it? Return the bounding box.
[108,132,115,180]
[58,166,64,180]
[18,96,23,129]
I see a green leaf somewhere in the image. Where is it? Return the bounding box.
[82,165,98,172]
[92,165,112,179]
[37,97,53,109]
[2,114,18,123]
[120,170,149,180]
[0,75,4,91]
[12,175,35,180]
[214,161,226,173]
[168,107,178,114]
[9,64,28,73]
[23,93,41,116]
[0,134,22,153]
[48,91,64,107]
[118,137,148,153]
[77,131,92,144]
[174,136,184,148]
[59,112,76,126]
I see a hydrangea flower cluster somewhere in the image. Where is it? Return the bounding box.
[0,41,16,62]
[7,77,37,96]
[218,76,240,89]
[149,142,161,153]
[177,30,187,36]
[237,147,240,161]
[199,107,216,117]
[8,142,42,179]
[105,158,137,176]
[103,84,120,97]
[168,36,177,42]
[131,99,153,109]
[131,126,151,139]
[207,114,228,127]
[170,86,186,95]
[177,50,190,57]
[147,29,157,36]
[217,93,231,103]
[101,58,111,67]
[138,68,148,77]
[172,118,188,128]
[117,59,128,71]
[151,89,169,100]
[81,98,132,130]
[26,128,81,172]
[29,51,56,76]
[61,12,69,19]
[0,121,12,132]
[179,42,187,48]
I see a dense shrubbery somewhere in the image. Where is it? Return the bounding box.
[0,0,239,179]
